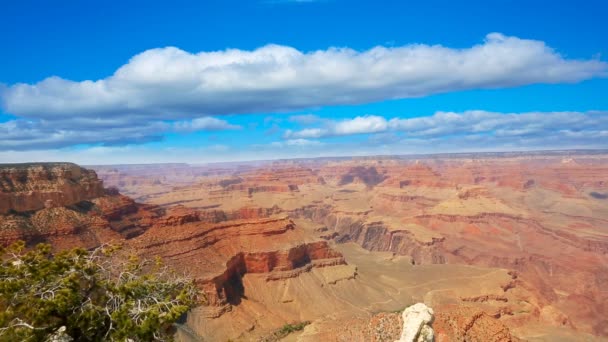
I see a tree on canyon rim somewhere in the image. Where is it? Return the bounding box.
[0,241,200,341]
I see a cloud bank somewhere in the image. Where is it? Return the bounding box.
[2,110,608,164]
[3,33,605,120]
[0,33,606,151]
[0,117,240,150]
[284,111,608,140]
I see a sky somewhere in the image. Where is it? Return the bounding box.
[1,0,607,164]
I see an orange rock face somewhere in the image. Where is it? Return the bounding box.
[130,214,346,308]
[0,163,161,249]
[0,163,105,214]
[381,163,446,188]
[242,167,324,185]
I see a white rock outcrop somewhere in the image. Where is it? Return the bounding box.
[46,326,73,342]
[395,303,434,342]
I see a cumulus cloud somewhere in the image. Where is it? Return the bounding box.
[284,115,388,138]
[2,33,605,120]
[334,115,388,135]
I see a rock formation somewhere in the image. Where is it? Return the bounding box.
[130,212,348,315]
[433,305,520,342]
[0,163,104,214]
[0,163,160,250]
[396,303,434,342]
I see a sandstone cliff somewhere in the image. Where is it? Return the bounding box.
[0,163,104,214]
[0,163,161,249]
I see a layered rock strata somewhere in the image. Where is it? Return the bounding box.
[0,163,104,214]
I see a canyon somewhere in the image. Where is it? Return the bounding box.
[2,152,608,341]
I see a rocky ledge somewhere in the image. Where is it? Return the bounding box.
[0,163,161,249]
[0,163,105,214]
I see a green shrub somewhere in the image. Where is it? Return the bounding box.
[0,241,199,341]
[260,321,311,341]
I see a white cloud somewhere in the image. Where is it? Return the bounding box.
[2,33,605,121]
[0,116,238,150]
[387,110,608,138]
[2,113,608,165]
[284,110,608,142]
[284,127,326,139]
[334,115,387,135]
[284,115,388,138]
[173,117,241,132]
[0,119,168,150]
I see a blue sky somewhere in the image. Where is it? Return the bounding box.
[1,0,607,164]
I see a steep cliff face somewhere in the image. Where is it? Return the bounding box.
[329,216,446,265]
[289,206,447,265]
[241,167,324,185]
[155,205,283,227]
[380,163,446,188]
[202,241,346,307]
[0,163,105,214]
[0,163,161,248]
[336,166,387,188]
[131,213,347,311]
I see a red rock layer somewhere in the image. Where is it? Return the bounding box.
[203,241,345,307]
[156,205,282,226]
[241,167,324,185]
[130,214,346,311]
[0,193,161,249]
[0,163,104,214]
[326,215,446,264]
[0,163,162,249]
[381,163,446,188]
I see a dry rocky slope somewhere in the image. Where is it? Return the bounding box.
[2,155,606,341]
